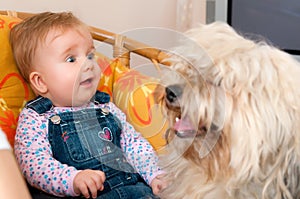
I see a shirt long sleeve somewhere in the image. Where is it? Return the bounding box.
[14,108,80,197]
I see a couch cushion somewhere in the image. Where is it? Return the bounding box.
[0,14,36,147]
[113,69,167,152]
[97,56,129,98]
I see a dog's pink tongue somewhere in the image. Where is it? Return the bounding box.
[174,118,195,131]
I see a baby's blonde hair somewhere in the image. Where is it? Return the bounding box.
[10,11,91,83]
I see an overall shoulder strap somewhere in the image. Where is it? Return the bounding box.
[93,91,110,104]
[25,96,53,114]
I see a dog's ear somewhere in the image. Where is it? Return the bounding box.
[199,85,227,158]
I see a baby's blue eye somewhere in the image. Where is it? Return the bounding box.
[87,52,95,60]
[66,56,76,63]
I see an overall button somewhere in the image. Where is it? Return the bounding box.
[50,115,61,124]
[101,107,110,115]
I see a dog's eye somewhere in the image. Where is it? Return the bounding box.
[165,84,183,103]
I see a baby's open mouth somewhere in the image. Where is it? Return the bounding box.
[80,78,92,85]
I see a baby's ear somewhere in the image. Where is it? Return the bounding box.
[29,72,48,94]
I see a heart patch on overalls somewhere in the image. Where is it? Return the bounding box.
[98,127,113,141]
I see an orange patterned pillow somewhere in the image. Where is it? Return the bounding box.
[97,55,129,98]
[0,14,35,147]
[113,69,168,152]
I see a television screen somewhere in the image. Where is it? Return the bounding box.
[227,0,300,55]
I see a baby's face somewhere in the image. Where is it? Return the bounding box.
[32,27,101,107]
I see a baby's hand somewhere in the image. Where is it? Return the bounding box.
[150,174,168,195]
[73,169,106,199]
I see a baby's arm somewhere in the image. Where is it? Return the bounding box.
[14,108,80,197]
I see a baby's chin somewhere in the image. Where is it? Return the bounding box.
[71,97,93,107]
[70,88,98,106]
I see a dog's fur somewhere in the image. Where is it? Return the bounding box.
[155,21,300,199]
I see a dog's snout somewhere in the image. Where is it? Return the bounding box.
[165,84,182,103]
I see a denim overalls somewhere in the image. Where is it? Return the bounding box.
[27,91,157,199]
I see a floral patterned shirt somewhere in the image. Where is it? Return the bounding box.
[14,101,162,197]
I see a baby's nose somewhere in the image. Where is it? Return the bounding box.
[82,59,95,71]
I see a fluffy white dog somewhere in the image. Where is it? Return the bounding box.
[155,21,300,199]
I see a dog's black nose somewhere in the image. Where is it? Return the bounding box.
[165,84,182,103]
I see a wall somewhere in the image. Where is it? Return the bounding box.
[0,0,208,70]
[0,0,178,33]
